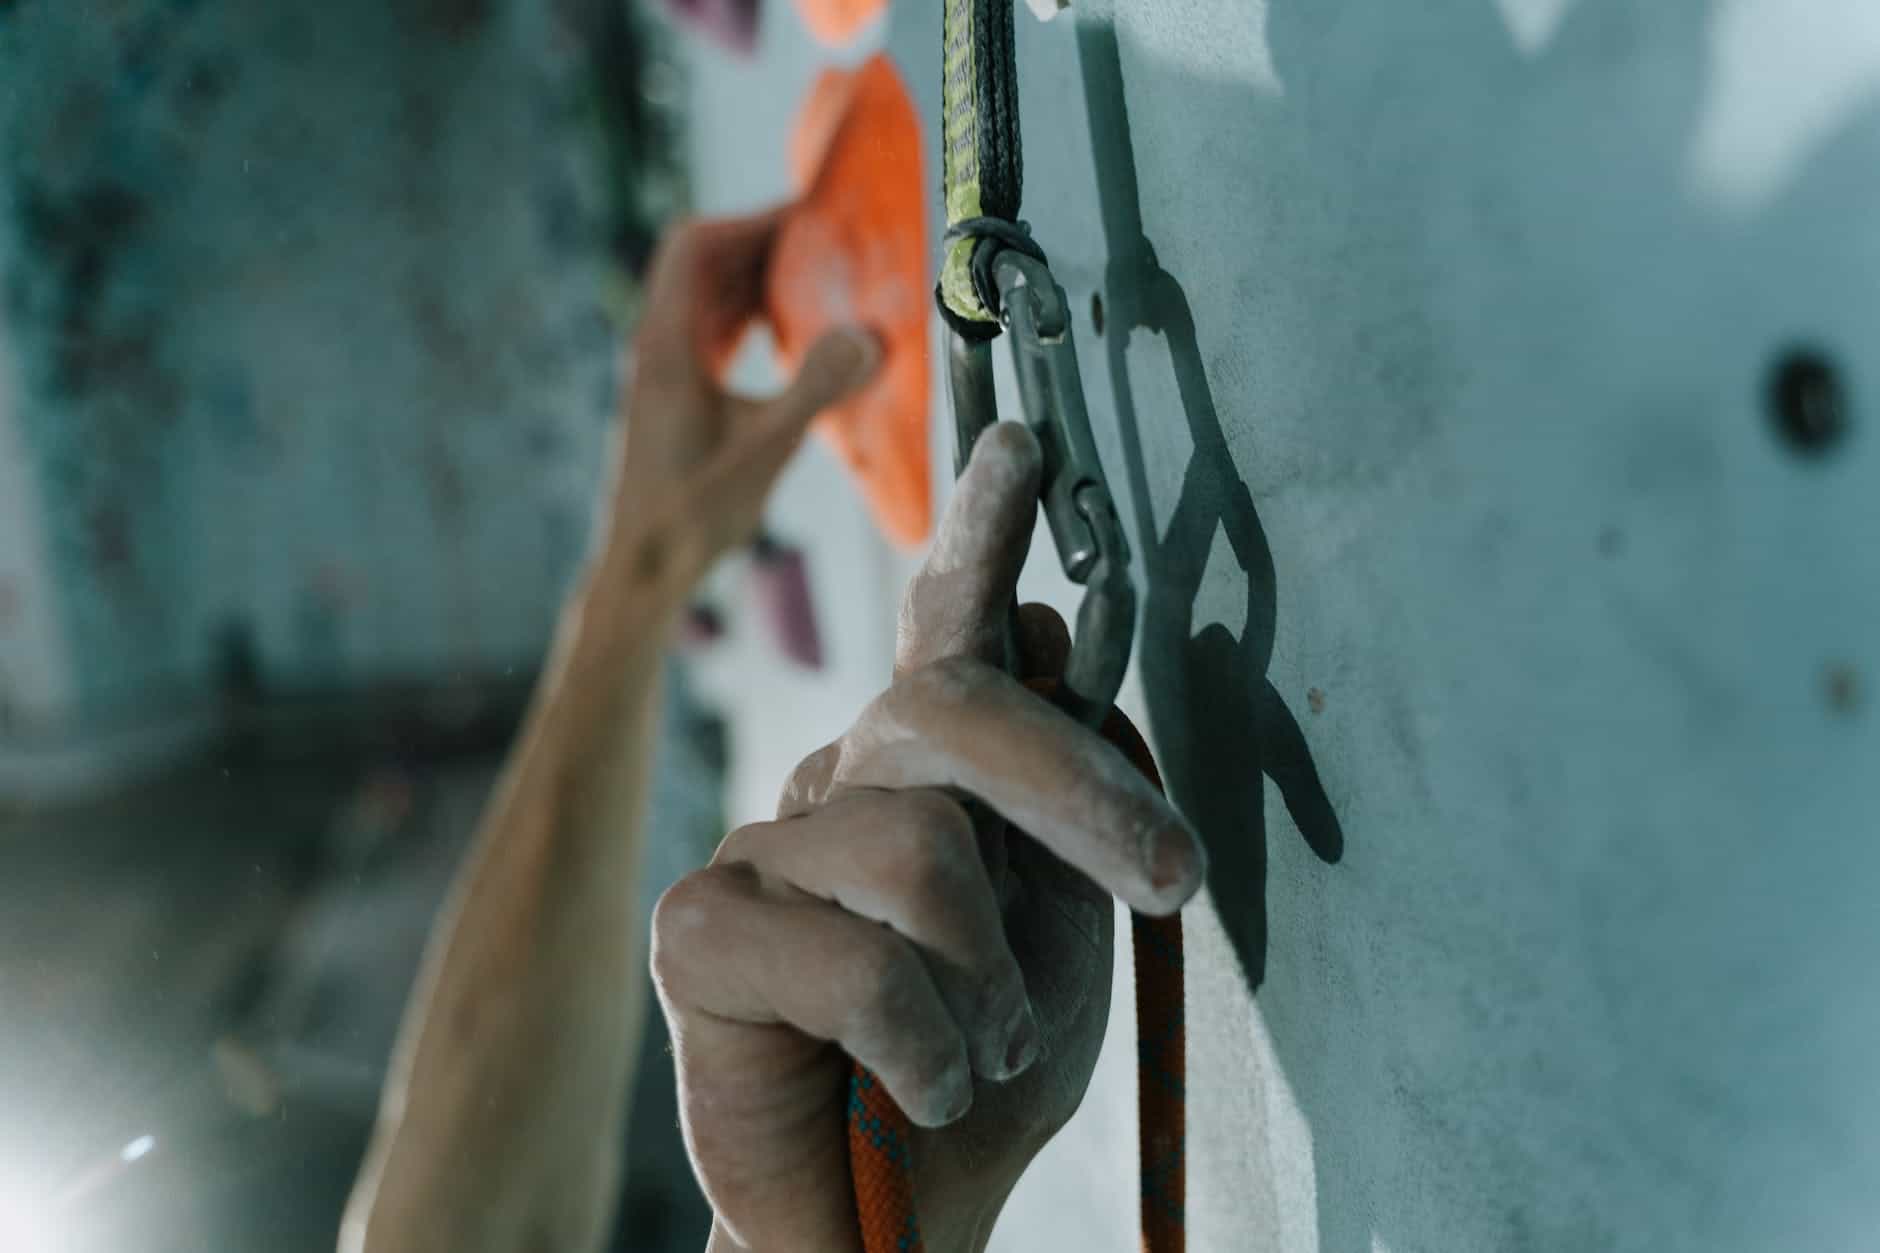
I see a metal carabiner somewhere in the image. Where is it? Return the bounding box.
[945,243,1136,728]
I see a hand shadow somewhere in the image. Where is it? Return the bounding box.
[1077,20,1343,992]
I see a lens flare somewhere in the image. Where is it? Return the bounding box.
[0,1193,59,1252]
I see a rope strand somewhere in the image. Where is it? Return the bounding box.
[847,695,1185,1253]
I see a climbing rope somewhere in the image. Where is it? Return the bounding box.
[847,8,1187,1249]
[848,689,1186,1253]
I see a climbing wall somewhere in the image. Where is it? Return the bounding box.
[0,0,683,794]
[869,2,1879,1250]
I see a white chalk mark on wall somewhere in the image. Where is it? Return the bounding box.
[1690,0,1880,215]
[1185,899,1319,1253]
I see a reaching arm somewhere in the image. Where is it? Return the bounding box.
[337,527,684,1253]
[339,211,881,1253]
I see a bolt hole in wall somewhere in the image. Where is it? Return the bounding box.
[1758,348,1862,719]
[1824,662,1861,716]
[1767,346,1851,455]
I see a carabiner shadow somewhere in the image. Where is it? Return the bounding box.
[1077,19,1343,993]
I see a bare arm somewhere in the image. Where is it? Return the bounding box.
[337,533,682,1253]
[339,212,880,1253]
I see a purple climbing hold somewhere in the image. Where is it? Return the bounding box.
[660,0,761,56]
[680,602,727,650]
[749,535,824,671]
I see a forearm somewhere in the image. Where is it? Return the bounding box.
[342,527,693,1253]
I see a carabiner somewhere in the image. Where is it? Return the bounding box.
[944,241,1136,727]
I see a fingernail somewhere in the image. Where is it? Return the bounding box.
[1143,821,1206,899]
[1003,1002,1041,1077]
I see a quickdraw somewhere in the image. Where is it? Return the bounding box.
[845,3,1187,1250]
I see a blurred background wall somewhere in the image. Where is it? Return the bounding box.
[882,2,1880,1251]
[8,1,1880,1253]
[0,2,720,1250]
[0,0,684,797]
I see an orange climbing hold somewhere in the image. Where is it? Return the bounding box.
[792,0,888,47]
[767,54,932,548]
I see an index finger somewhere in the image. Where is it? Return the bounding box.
[894,423,1042,678]
[799,656,1206,915]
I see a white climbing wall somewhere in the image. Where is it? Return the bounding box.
[860,1,1880,1250]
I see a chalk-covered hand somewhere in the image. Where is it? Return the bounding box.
[652,423,1208,1252]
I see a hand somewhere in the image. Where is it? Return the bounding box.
[599,210,881,601]
[651,423,1208,1252]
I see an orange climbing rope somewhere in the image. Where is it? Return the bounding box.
[848,692,1186,1253]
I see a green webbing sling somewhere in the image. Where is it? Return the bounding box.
[940,0,1027,329]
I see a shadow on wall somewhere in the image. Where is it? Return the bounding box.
[1078,1,1880,1250]
[1077,22,1345,996]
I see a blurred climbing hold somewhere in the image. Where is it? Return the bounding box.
[793,0,887,47]
[766,54,933,547]
[660,0,762,56]
[680,602,727,651]
[749,535,825,670]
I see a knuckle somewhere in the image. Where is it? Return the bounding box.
[974,964,1028,1035]
[883,793,977,895]
[777,742,840,817]
[891,655,986,710]
[896,569,936,636]
[918,654,1001,704]
[649,866,750,990]
[855,684,906,738]
[931,652,996,687]
[648,877,708,991]
[913,1034,969,1104]
[843,930,924,1024]
[897,569,989,659]
[905,787,976,841]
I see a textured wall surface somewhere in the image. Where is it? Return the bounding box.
[0,8,720,1249]
[876,3,1880,1250]
[0,0,680,759]
[12,0,1873,1247]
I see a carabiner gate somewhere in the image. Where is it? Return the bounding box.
[945,241,1135,728]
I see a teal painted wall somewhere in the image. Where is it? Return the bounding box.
[870,3,1879,1250]
[0,0,682,747]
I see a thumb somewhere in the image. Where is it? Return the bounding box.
[762,327,883,436]
[678,328,881,560]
